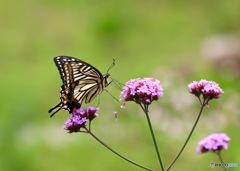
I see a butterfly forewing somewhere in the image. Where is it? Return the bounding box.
[49,56,111,117]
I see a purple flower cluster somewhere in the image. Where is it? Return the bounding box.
[64,107,98,133]
[121,78,163,105]
[196,133,230,154]
[188,79,223,100]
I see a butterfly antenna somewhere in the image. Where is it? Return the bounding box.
[107,59,115,73]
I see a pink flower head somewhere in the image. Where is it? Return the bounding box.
[188,79,223,101]
[120,78,163,105]
[63,107,98,133]
[196,133,230,154]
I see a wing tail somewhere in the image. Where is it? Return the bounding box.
[48,102,64,117]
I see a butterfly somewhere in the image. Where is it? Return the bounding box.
[49,56,114,117]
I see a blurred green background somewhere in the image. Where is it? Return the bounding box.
[0,0,239,171]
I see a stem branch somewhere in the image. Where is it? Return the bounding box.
[217,151,227,171]
[166,102,205,171]
[140,104,165,171]
[85,127,154,171]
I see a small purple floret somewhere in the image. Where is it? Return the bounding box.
[64,107,98,133]
[196,133,230,154]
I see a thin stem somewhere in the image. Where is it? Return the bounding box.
[84,127,155,171]
[165,100,206,171]
[217,151,227,171]
[197,96,202,106]
[140,103,165,171]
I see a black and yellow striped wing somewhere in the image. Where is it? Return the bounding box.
[49,56,110,117]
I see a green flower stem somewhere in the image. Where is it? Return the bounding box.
[165,100,206,171]
[85,127,155,171]
[140,103,165,171]
[217,151,227,171]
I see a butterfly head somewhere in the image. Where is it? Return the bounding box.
[103,73,110,87]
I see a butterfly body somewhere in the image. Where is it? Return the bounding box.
[49,56,112,117]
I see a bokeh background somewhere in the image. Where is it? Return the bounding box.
[1,0,239,171]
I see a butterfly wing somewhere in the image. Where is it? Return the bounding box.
[54,56,106,102]
[53,56,103,88]
[49,56,109,117]
[73,76,106,104]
